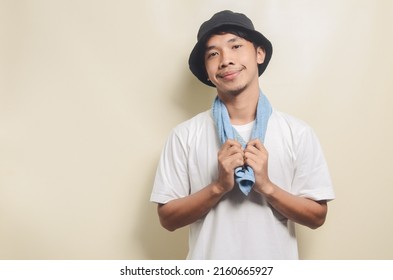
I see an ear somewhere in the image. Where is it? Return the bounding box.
[256,46,266,64]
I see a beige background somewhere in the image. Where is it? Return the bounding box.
[1,0,392,259]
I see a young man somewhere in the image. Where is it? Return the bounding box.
[150,10,335,259]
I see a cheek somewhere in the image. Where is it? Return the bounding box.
[204,62,215,79]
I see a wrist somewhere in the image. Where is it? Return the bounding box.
[254,180,275,197]
[211,181,230,197]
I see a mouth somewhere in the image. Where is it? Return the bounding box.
[217,69,243,81]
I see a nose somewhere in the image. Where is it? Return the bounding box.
[219,50,234,69]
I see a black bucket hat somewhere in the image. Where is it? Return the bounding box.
[188,10,273,87]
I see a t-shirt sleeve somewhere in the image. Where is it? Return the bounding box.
[291,126,335,201]
[150,129,190,204]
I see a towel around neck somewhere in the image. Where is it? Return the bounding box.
[212,91,272,195]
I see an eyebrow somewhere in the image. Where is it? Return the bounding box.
[227,36,240,44]
[205,36,241,52]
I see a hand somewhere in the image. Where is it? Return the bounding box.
[244,139,272,194]
[216,139,244,193]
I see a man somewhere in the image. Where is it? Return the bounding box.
[150,10,335,259]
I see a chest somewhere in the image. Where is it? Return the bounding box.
[186,123,296,193]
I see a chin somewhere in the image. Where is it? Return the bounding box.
[220,84,247,96]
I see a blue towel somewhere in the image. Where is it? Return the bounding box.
[212,91,272,195]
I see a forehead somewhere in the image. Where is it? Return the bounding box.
[205,33,246,49]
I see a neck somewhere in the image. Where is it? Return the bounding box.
[217,86,260,125]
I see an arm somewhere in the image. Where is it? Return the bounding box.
[245,139,327,229]
[158,182,225,231]
[158,140,244,231]
[255,182,327,229]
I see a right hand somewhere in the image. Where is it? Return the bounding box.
[216,139,244,193]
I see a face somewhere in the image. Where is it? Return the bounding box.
[204,33,265,96]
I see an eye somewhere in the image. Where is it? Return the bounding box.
[233,44,242,49]
[206,51,219,59]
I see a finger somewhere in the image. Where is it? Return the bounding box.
[220,154,244,171]
[244,152,258,166]
[247,139,263,149]
[247,140,269,156]
[228,155,245,169]
[244,144,264,158]
[220,140,244,155]
[219,154,243,168]
[219,146,243,159]
[244,147,268,161]
[244,144,259,155]
[225,139,243,148]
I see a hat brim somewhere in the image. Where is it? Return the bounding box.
[188,25,273,87]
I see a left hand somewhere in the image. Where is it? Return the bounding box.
[244,139,271,193]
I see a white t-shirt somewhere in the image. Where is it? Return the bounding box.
[233,120,255,142]
[150,109,335,259]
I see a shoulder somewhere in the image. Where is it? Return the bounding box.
[267,109,326,156]
[172,110,214,137]
[268,109,313,139]
[270,109,310,130]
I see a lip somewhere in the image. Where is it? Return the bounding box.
[217,69,242,80]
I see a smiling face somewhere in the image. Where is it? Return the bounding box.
[204,32,265,97]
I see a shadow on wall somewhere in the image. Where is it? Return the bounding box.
[135,73,215,259]
[171,70,216,120]
[137,179,189,259]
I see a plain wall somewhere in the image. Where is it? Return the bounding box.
[1,0,392,259]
